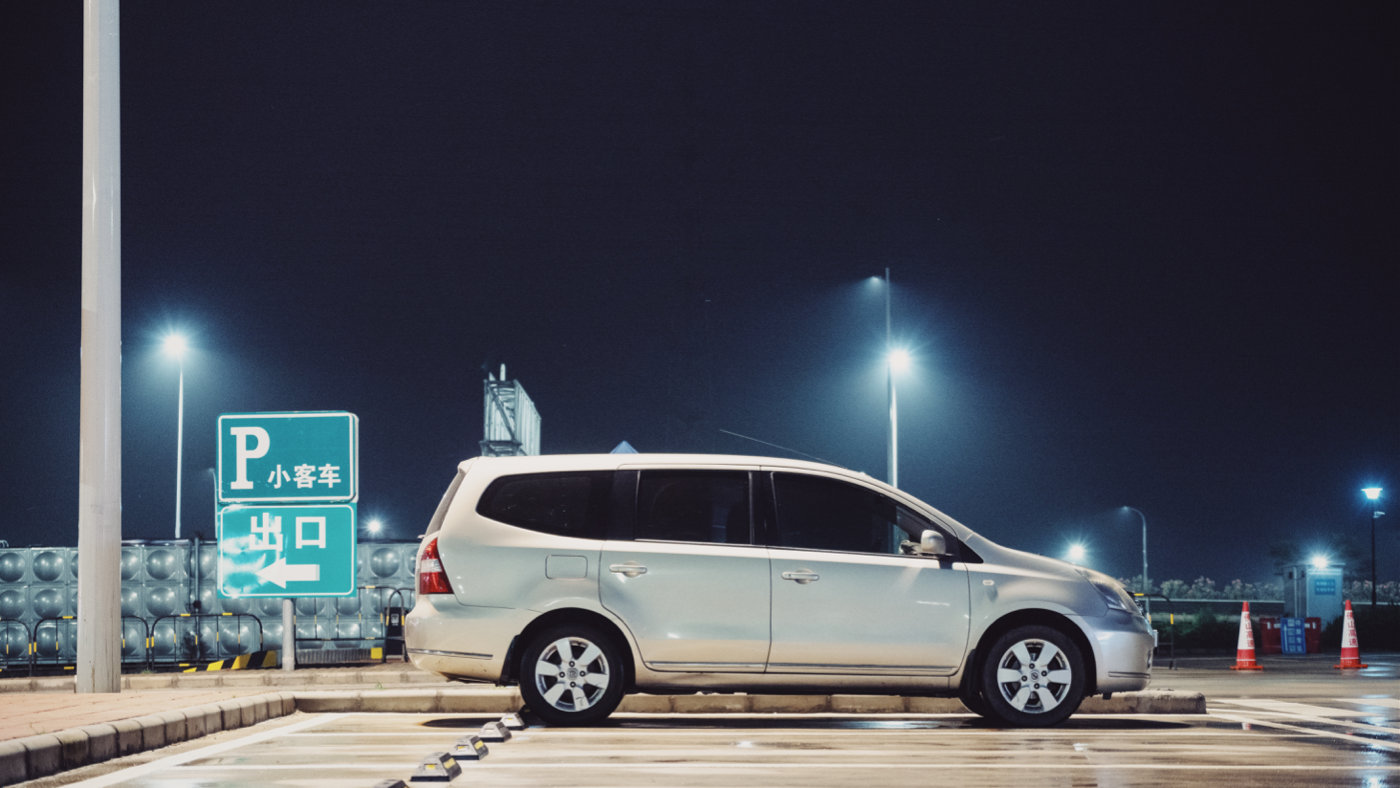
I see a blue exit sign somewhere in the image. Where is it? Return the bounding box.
[218,504,357,597]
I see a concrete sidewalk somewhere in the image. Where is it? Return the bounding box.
[1,660,1205,784]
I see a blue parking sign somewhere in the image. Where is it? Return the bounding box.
[217,412,358,503]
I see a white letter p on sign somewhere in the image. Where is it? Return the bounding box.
[229,426,270,490]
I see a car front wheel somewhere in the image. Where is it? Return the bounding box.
[519,624,625,725]
[978,625,1084,727]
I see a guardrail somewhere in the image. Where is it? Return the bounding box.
[380,587,410,662]
[288,586,412,662]
[0,618,33,676]
[150,612,265,669]
[1139,593,1176,669]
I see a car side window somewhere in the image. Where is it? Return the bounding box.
[476,471,612,538]
[636,470,750,544]
[771,472,908,554]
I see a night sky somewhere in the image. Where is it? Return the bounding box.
[2,2,1396,588]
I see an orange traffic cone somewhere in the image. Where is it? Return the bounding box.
[1230,601,1264,670]
[1333,599,1368,669]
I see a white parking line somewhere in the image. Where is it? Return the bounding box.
[1215,698,1397,719]
[1209,711,1400,751]
[1339,697,1400,710]
[155,761,1400,774]
[65,713,349,788]
[1213,698,1398,735]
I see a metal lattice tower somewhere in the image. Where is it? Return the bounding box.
[480,365,541,457]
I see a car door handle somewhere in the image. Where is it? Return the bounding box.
[609,562,648,578]
[780,570,820,584]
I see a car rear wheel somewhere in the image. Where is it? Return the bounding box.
[978,625,1084,727]
[519,624,625,725]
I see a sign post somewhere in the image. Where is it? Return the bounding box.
[216,412,359,671]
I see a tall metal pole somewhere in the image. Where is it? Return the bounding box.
[1125,506,1150,620]
[174,358,184,539]
[1362,488,1384,612]
[282,598,297,672]
[77,0,122,694]
[885,267,897,489]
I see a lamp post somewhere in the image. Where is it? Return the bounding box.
[1362,487,1384,611]
[884,267,897,489]
[1123,506,1149,619]
[867,267,914,489]
[163,333,187,540]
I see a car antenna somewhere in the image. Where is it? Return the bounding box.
[718,429,838,466]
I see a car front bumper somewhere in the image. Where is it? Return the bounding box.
[1087,610,1154,693]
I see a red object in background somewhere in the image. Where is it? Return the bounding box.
[1256,616,1281,655]
[1304,617,1321,654]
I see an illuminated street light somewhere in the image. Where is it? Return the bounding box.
[1122,506,1149,619]
[163,333,188,540]
[868,270,914,497]
[1310,553,1330,570]
[1362,487,1385,610]
[888,348,911,373]
[367,518,383,538]
[1066,543,1087,565]
[879,269,913,490]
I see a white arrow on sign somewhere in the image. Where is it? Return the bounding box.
[256,557,321,589]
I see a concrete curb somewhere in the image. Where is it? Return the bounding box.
[0,692,297,784]
[0,688,1204,783]
[0,669,447,694]
[1080,690,1206,714]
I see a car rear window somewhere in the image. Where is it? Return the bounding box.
[635,470,751,544]
[476,471,612,538]
[423,467,466,538]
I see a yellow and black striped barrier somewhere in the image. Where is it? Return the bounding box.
[181,649,280,672]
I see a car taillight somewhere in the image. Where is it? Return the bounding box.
[417,536,454,595]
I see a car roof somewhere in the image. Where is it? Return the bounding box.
[452,453,978,542]
[457,453,872,479]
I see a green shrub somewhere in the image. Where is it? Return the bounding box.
[1322,607,1400,651]
[1163,606,1246,651]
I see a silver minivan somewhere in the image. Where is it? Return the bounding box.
[406,454,1153,726]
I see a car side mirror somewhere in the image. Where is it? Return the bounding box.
[920,529,947,556]
[901,529,948,557]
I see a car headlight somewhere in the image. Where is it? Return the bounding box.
[1077,568,1139,613]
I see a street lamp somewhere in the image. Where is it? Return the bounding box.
[887,346,910,487]
[1362,487,1385,610]
[1066,543,1087,565]
[880,269,913,489]
[1123,506,1149,619]
[163,333,188,540]
[869,269,912,494]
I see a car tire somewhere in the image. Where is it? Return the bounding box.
[977,625,1084,727]
[518,623,625,725]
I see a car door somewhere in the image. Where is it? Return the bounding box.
[764,471,970,676]
[599,469,770,672]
